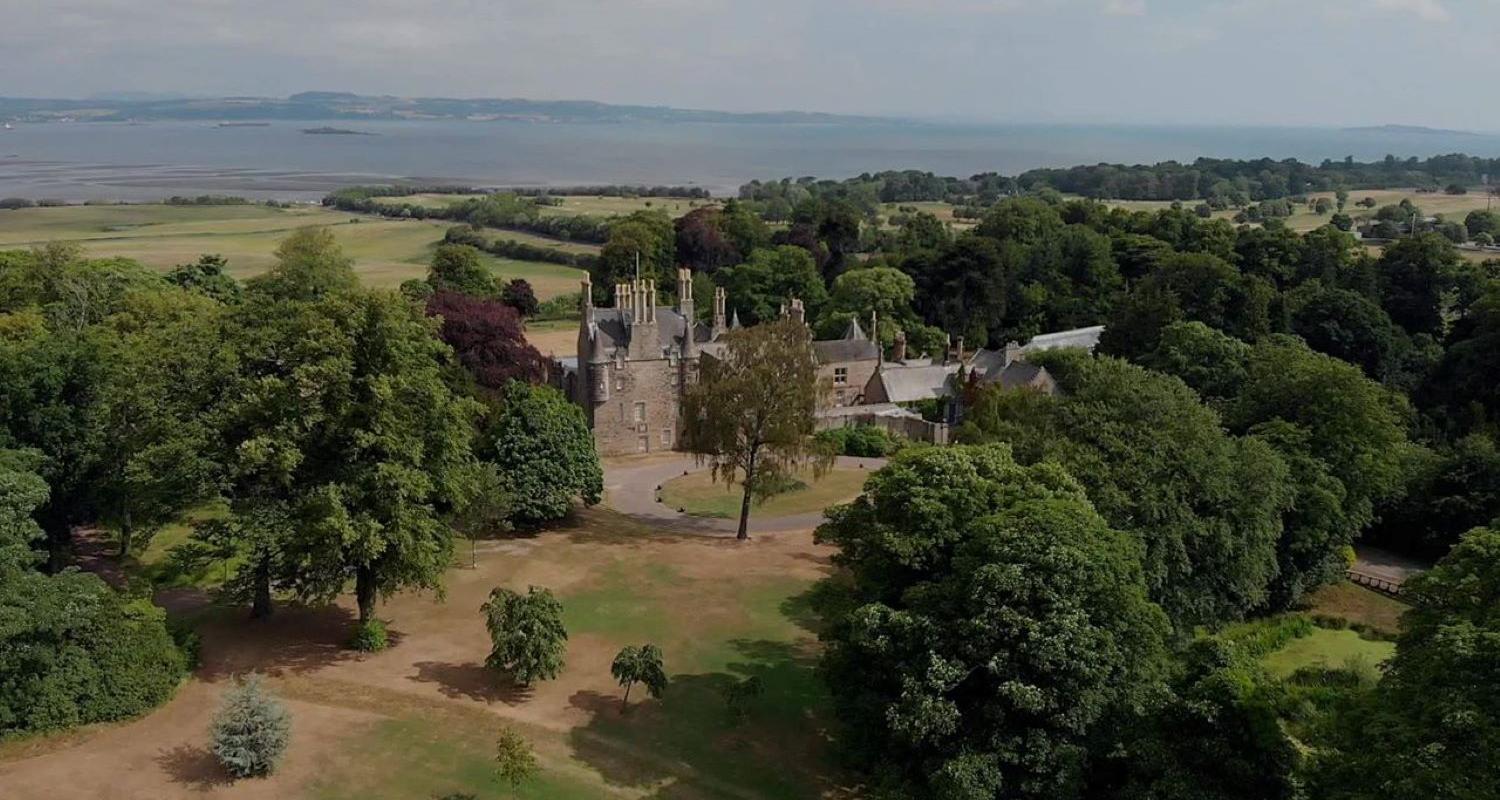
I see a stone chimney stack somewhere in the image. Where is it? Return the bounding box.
[956,336,965,365]
[1003,340,1024,366]
[943,333,952,365]
[893,329,907,363]
[788,297,806,325]
[616,282,629,313]
[677,267,694,321]
[712,286,728,337]
[580,275,594,328]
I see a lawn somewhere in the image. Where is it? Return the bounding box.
[0,507,850,800]
[0,203,588,297]
[1262,627,1396,678]
[658,468,870,519]
[1303,580,1409,637]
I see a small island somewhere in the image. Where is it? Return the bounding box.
[301,126,376,136]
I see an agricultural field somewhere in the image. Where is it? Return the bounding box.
[0,203,589,298]
[878,200,975,229]
[1096,187,1500,234]
[373,193,712,219]
[0,500,852,800]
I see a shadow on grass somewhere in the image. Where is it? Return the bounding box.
[408,660,535,705]
[156,743,232,791]
[196,603,404,681]
[566,638,851,799]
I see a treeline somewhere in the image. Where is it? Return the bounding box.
[443,224,599,270]
[0,235,602,738]
[802,192,1500,800]
[324,186,612,243]
[739,154,1500,212]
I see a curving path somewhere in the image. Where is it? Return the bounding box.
[602,454,887,535]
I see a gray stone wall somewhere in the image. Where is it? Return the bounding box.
[587,357,689,456]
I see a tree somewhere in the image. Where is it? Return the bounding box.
[1377,233,1460,338]
[1335,187,1349,211]
[1464,209,1499,239]
[89,289,230,557]
[1285,281,1399,379]
[499,278,539,317]
[427,243,496,297]
[680,318,831,540]
[482,586,567,686]
[494,727,539,789]
[959,351,1291,629]
[716,246,828,326]
[0,458,187,736]
[218,235,481,629]
[247,226,357,301]
[166,253,242,303]
[1138,320,1249,407]
[210,675,292,779]
[486,382,602,526]
[1309,526,1500,800]
[598,211,675,290]
[815,445,1169,799]
[905,233,1008,347]
[1228,336,1409,538]
[674,207,739,273]
[610,644,668,711]
[426,290,547,392]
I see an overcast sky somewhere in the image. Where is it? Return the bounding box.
[2,0,1496,129]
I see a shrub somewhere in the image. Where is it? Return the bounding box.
[1218,615,1315,660]
[722,675,764,722]
[814,425,904,458]
[210,675,291,778]
[0,572,187,736]
[494,726,539,788]
[347,619,388,652]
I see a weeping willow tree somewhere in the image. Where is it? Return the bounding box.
[680,317,832,539]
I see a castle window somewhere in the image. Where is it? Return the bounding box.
[660,429,673,447]
[834,367,849,386]
[634,402,647,423]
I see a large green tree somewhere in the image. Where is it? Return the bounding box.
[218,233,480,626]
[815,445,1169,800]
[958,351,1291,629]
[485,381,602,526]
[716,245,828,327]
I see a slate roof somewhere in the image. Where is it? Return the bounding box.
[984,361,1047,390]
[873,363,959,403]
[585,307,697,361]
[813,338,880,364]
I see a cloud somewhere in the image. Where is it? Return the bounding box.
[1370,0,1450,21]
[1103,0,1146,15]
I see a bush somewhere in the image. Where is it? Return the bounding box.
[210,675,291,778]
[0,572,187,736]
[814,425,904,457]
[1218,614,1315,660]
[347,619,389,652]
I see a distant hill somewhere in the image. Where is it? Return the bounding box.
[1341,124,1481,137]
[0,91,890,125]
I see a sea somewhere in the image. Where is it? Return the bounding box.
[4,119,1500,202]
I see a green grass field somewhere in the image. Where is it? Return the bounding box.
[0,203,588,298]
[1303,580,1409,637]
[1262,628,1396,678]
[373,193,710,220]
[658,468,869,519]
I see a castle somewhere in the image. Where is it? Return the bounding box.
[553,271,1103,457]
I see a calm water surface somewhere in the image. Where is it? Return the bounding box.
[4,119,1500,201]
